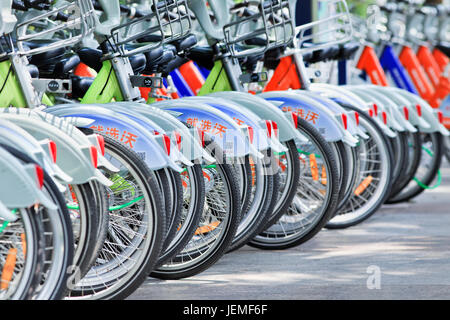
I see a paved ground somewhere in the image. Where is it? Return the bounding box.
[130,160,450,300]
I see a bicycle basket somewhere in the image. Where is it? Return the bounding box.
[110,0,192,58]
[223,0,295,59]
[14,0,96,56]
[295,0,352,54]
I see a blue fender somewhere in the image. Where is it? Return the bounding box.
[207,92,308,144]
[93,103,193,167]
[309,84,398,138]
[113,102,215,163]
[294,90,367,139]
[181,96,287,153]
[258,91,358,146]
[45,104,183,172]
[152,99,262,159]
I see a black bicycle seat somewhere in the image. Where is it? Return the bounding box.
[187,46,215,70]
[302,43,340,63]
[71,76,94,99]
[77,47,103,72]
[38,54,81,79]
[25,40,66,68]
[338,42,360,61]
[144,45,175,74]
[167,34,197,53]
[78,47,147,74]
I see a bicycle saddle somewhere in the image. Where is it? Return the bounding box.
[302,43,341,63]
[167,34,197,53]
[38,54,81,79]
[71,76,94,100]
[187,46,215,70]
[24,40,66,68]
[337,42,360,61]
[78,47,147,74]
[144,45,175,74]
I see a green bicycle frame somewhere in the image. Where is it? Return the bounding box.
[0,60,28,108]
[197,60,233,96]
[0,60,54,108]
[80,60,124,104]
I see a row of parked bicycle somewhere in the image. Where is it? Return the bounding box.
[0,0,448,300]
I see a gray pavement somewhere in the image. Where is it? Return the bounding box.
[129,161,450,300]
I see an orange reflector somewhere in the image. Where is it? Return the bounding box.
[250,158,256,186]
[1,248,17,290]
[202,171,211,182]
[354,175,373,196]
[321,166,327,185]
[310,154,319,181]
[21,233,26,257]
[276,157,287,172]
[373,104,379,116]
[194,221,220,235]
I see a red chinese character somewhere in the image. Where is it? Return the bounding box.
[233,117,245,126]
[306,111,319,124]
[297,108,305,119]
[106,127,120,139]
[213,123,227,138]
[187,117,198,127]
[200,119,212,132]
[120,131,138,148]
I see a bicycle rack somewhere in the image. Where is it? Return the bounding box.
[294,0,352,54]
[14,0,96,57]
[110,0,192,58]
[223,0,295,59]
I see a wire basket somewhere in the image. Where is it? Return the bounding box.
[223,0,294,59]
[14,0,96,56]
[110,0,192,57]
[294,0,352,54]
